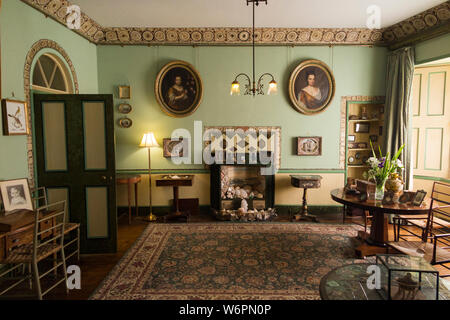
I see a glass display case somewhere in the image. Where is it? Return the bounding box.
[376,254,440,300]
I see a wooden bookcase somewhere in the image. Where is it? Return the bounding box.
[345,99,385,182]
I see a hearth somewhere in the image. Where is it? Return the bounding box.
[210,164,274,211]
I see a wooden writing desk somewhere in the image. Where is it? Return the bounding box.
[0,209,54,262]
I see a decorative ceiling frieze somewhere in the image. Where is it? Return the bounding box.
[20,0,450,46]
[382,1,450,45]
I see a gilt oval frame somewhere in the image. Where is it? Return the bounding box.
[289,59,335,115]
[155,60,203,118]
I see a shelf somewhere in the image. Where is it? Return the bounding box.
[347,165,370,168]
[348,148,372,151]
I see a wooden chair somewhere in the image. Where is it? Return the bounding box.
[0,201,68,299]
[31,187,80,263]
[387,182,450,276]
[343,205,372,233]
[393,182,450,245]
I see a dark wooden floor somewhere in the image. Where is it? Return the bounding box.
[3,210,448,300]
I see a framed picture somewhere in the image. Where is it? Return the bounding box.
[0,179,33,214]
[163,138,188,158]
[118,103,132,114]
[348,135,356,142]
[355,122,370,133]
[288,59,335,115]
[155,60,203,118]
[297,136,322,156]
[369,135,378,142]
[412,190,427,206]
[118,86,131,99]
[1,99,28,135]
[118,117,132,128]
[399,191,416,204]
[382,191,395,205]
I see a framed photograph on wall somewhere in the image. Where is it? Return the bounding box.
[0,178,33,214]
[297,136,322,156]
[163,138,188,158]
[355,122,370,133]
[155,61,203,118]
[1,99,28,136]
[288,59,335,115]
[118,86,131,99]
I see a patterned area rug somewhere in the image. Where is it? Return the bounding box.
[91,223,365,300]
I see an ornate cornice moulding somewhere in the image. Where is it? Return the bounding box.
[20,0,450,46]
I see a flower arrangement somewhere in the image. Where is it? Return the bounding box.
[363,141,404,200]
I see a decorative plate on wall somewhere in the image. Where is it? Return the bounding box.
[155,60,203,118]
[118,103,132,114]
[288,59,335,115]
[118,117,132,128]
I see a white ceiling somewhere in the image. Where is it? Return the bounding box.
[72,0,445,28]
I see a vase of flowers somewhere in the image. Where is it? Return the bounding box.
[364,142,404,201]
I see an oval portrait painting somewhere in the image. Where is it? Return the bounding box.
[155,61,203,117]
[289,59,335,115]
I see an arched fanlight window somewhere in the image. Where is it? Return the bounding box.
[32,53,73,94]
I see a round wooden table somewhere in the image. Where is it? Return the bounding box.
[330,188,431,257]
[116,174,141,224]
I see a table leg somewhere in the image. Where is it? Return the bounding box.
[135,182,139,219]
[173,186,181,215]
[127,180,132,225]
[293,188,318,222]
[367,210,388,246]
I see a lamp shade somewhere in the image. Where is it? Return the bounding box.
[267,80,278,95]
[139,132,159,148]
[230,80,240,96]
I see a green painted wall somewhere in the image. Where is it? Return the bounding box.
[0,0,98,180]
[97,45,388,171]
[415,33,450,64]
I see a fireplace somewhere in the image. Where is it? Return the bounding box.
[210,164,275,211]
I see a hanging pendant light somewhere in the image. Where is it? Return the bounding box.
[230,0,277,97]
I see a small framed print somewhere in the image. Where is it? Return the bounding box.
[163,138,188,158]
[355,122,370,133]
[348,135,356,142]
[118,117,132,128]
[358,191,368,202]
[1,99,29,136]
[399,191,415,204]
[297,136,322,156]
[0,178,33,214]
[412,190,427,206]
[118,103,132,114]
[118,86,131,99]
[382,191,395,205]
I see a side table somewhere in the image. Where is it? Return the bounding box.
[116,174,141,224]
[156,175,194,222]
[290,175,322,222]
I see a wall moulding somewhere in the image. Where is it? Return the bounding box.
[20,0,450,47]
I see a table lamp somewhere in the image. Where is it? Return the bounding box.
[140,132,159,222]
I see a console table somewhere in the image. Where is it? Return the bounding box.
[116,174,141,224]
[290,175,322,222]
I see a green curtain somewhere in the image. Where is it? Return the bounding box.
[383,47,415,190]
